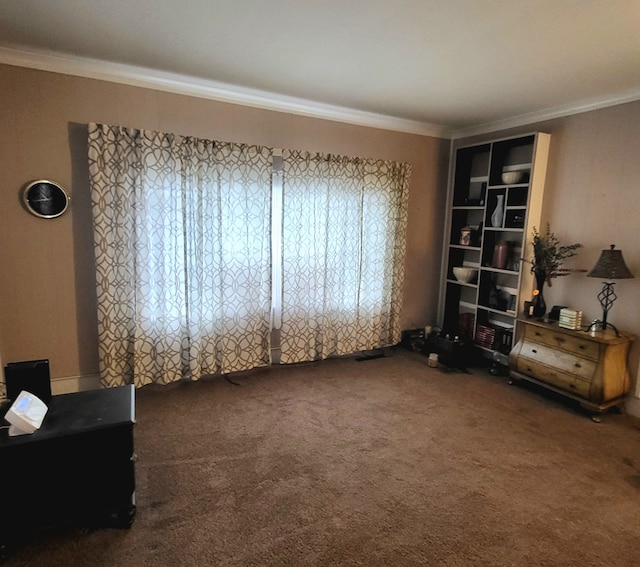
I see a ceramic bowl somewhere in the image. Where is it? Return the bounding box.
[453,267,478,283]
[501,171,524,184]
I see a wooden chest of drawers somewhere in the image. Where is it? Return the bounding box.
[508,318,635,414]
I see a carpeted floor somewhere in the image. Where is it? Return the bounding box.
[5,348,640,566]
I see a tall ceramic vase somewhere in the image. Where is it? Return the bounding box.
[531,269,547,318]
[492,240,509,269]
[490,194,504,228]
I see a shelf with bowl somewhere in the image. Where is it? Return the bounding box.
[452,266,479,283]
[500,169,531,185]
[447,280,478,290]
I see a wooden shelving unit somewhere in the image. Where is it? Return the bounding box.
[438,132,551,360]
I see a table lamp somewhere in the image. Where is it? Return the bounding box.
[586,244,634,335]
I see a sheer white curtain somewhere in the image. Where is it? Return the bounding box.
[279,150,411,363]
[88,123,272,387]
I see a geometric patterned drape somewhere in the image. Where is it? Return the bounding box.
[87,123,273,388]
[279,150,411,364]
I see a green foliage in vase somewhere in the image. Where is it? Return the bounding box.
[525,223,585,286]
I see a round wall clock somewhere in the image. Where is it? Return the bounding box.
[23,180,70,219]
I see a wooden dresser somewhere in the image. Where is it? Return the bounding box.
[508,318,635,416]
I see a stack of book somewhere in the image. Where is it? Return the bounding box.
[458,312,475,340]
[498,328,514,354]
[475,324,497,349]
[558,308,583,330]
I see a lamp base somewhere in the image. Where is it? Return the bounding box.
[587,319,620,337]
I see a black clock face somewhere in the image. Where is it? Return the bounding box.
[23,180,70,218]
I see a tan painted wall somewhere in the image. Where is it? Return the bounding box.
[0,64,448,385]
[457,100,640,402]
[4,62,638,405]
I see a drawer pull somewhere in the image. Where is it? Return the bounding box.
[574,363,581,368]
[556,337,565,343]
[531,349,537,354]
[579,345,586,350]
[535,331,541,336]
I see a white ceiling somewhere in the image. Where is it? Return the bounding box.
[1,0,639,138]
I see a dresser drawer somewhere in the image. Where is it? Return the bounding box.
[525,325,600,361]
[518,341,597,381]
[516,356,592,398]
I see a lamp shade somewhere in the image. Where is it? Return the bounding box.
[587,245,634,280]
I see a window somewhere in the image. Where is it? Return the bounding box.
[89,123,411,385]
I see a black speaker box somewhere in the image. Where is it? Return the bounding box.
[4,359,52,402]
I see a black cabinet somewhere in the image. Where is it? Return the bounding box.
[0,385,136,557]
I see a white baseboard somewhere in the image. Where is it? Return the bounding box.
[51,373,102,395]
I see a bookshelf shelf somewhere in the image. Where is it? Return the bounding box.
[439,132,551,358]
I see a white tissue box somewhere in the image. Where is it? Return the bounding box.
[4,390,48,435]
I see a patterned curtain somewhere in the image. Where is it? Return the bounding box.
[280,150,411,364]
[88,123,272,387]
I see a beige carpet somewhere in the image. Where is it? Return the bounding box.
[5,348,640,566]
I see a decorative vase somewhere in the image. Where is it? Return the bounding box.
[490,194,504,228]
[460,226,472,246]
[492,240,509,270]
[531,269,547,318]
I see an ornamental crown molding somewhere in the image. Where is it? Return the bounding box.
[3,45,640,140]
[0,45,451,138]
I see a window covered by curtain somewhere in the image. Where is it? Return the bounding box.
[88,123,272,387]
[279,150,411,363]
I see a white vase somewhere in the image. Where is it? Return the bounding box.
[491,194,504,228]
